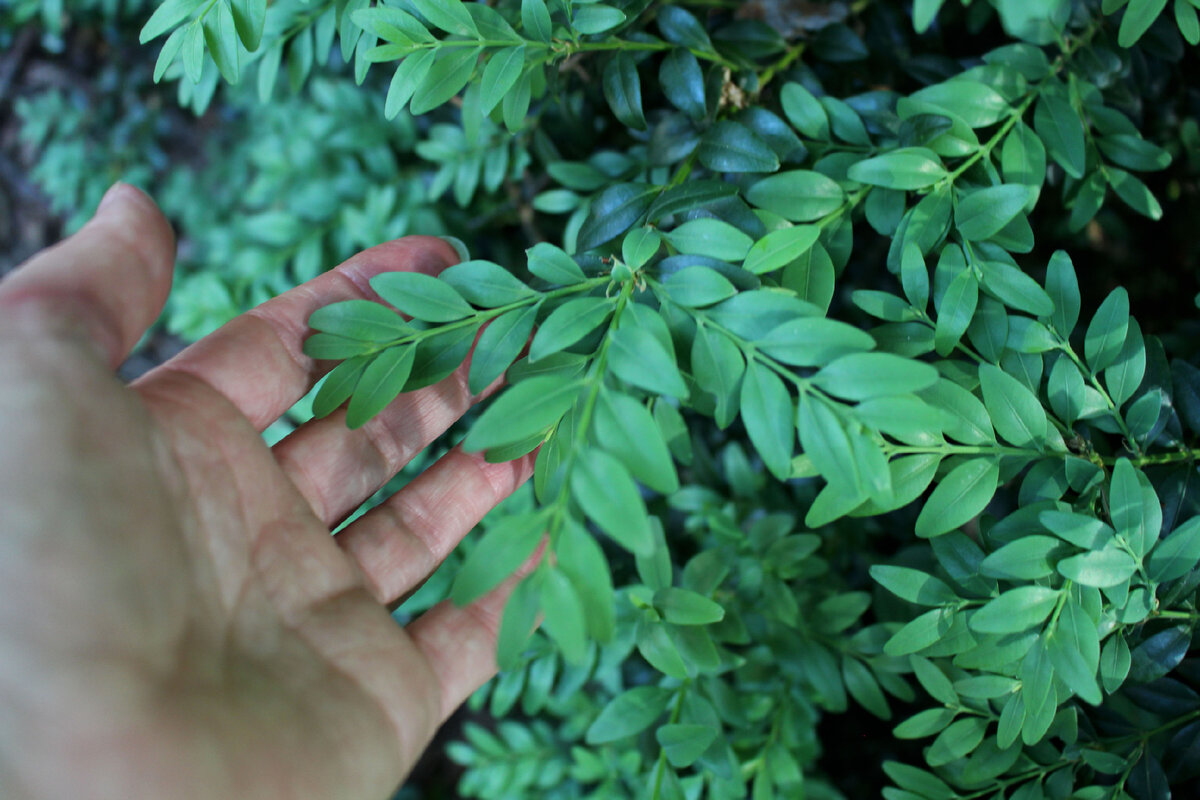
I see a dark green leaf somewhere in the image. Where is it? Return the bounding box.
[1085,287,1130,372]
[577,183,658,251]
[698,121,780,173]
[955,184,1037,241]
[1034,90,1086,179]
[602,52,645,130]
[660,48,706,121]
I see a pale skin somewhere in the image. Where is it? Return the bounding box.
[0,184,537,799]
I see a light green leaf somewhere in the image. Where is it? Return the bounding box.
[742,226,820,274]
[452,511,546,605]
[1084,287,1130,372]
[346,346,416,428]
[745,171,845,221]
[371,271,474,322]
[468,305,539,394]
[847,147,947,190]
[479,46,527,115]
[463,375,580,451]
[814,353,939,401]
[955,184,1037,241]
[1147,516,1200,582]
[969,586,1060,634]
[594,391,679,493]
[609,323,689,398]
[666,218,754,262]
[528,297,613,361]
[870,565,958,606]
[586,687,673,744]
[571,449,654,555]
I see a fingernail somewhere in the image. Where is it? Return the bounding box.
[96,182,131,215]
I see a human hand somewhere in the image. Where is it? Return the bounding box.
[0,185,536,799]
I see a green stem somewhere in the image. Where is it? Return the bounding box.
[757,40,806,91]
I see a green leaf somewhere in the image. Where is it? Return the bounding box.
[409,0,478,37]
[884,607,955,656]
[647,180,739,221]
[452,511,546,605]
[743,226,820,275]
[933,268,978,356]
[622,228,661,269]
[981,535,1066,580]
[913,0,947,32]
[909,80,1010,128]
[969,586,1060,634]
[609,323,689,398]
[1045,250,1080,336]
[757,318,875,367]
[663,267,736,307]
[528,297,612,362]
[441,260,535,308]
[586,687,673,744]
[496,572,540,668]
[1147,516,1200,582]
[1001,120,1048,189]
[979,363,1047,447]
[745,171,845,222]
[384,50,435,119]
[979,260,1055,317]
[656,724,718,769]
[847,148,947,190]
[894,707,956,739]
[691,325,744,427]
[883,762,957,800]
[410,46,478,115]
[740,361,794,481]
[657,6,712,50]
[1040,510,1115,549]
[843,656,891,720]
[1085,287,1130,372]
[602,52,645,130]
[660,48,706,121]
[796,393,863,496]
[371,271,474,322]
[901,243,930,310]
[698,121,780,173]
[557,516,616,641]
[666,219,753,262]
[1108,168,1164,220]
[571,449,654,555]
[521,0,552,42]
[479,46,527,115]
[140,0,203,42]
[155,25,188,83]
[1046,599,1102,704]
[527,242,586,284]
[926,717,987,767]
[203,1,241,84]
[815,353,939,401]
[577,183,658,251]
[312,355,370,419]
[1097,134,1172,172]
[870,565,958,606]
[1057,546,1138,588]
[302,333,377,360]
[781,82,830,140]
[1119,0,1168,46]
[469,305,539,394]
[914,458,999,537]
[345,346,416,428]
[463,375,580,451]
[594,392,679,493]
[541,567,588,662]
[573,3,626,34]
[231,0,266,50]
[1034,91,1086,179]
[309,299,413,341]
[655,587,725,626]
[955,184,1037,241]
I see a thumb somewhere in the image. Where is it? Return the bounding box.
[0,184,176,368]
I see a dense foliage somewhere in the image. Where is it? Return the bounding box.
[9,0,1200,797]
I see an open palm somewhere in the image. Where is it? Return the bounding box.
[0,185,535,799]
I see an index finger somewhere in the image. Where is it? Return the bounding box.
[135,236,458,430]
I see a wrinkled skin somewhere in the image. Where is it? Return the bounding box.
[0,185,536,799]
